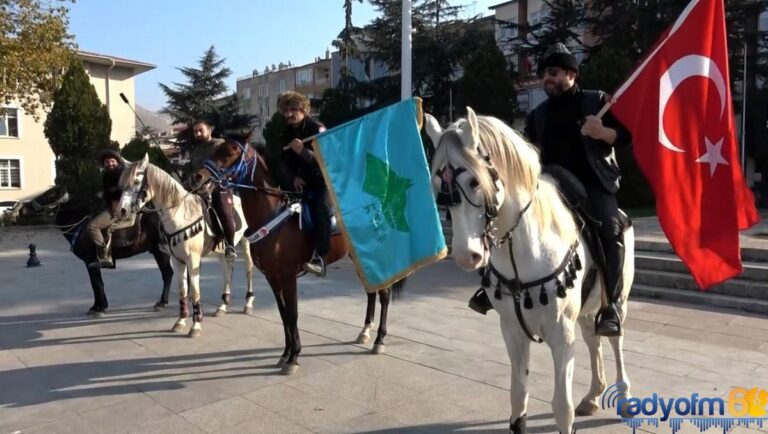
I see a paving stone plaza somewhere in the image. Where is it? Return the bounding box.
[1,221,767,433]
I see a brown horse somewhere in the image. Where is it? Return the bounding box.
[192,133,404,375]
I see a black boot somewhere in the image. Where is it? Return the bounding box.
[595,239,625,337]
[214,189,237,261]
[303,251,326,277]
[224,245,237,260]
[88,245,114,269]
[468,288,493,315]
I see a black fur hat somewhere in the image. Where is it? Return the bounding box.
[96,148,123,164]
[537,43,579,76]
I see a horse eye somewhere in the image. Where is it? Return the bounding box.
[469,178,479,189]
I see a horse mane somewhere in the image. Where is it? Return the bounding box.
[432,115,578,243]
[121,161,200,216]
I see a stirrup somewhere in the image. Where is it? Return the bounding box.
[468,288,493,315]
[303,254,326,278]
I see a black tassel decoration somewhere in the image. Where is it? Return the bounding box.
[184,232,189,240]
[494,285,502,300]
[556,278,567,298]
[524,289,533,309]
[565,271,574,289]
[481,269,491,288]
[574,252,582,271]
[568,261,576,277]
[539,283,548,305]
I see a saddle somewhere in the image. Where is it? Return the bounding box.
[300,201,340,235]
[198,193,243,239]
[543,165,632,305]
[106,212,144,250]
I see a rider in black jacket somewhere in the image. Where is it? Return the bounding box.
[86,148,125,269]
[270,91,329,277]
[525,43,633,337]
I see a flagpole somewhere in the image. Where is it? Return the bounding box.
[741,41,748,174]
[401,0,412,101]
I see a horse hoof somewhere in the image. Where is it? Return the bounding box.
[372,344,385,355]
[243,306,253,315]
[575,400,599,416]
[171,323,186,333]
[276,356,288,367]
[619,400,634,419]
[214,308,226,318]
[281,363,299,375]
[93,311,106,318]
[188,328,201,338]
[153,303,167,312]
[355,333,370,344]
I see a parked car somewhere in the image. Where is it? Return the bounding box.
[1,186,68,224]
[0,200,18,215]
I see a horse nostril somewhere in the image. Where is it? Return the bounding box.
[471,253,482,264]
[193,174,202,182]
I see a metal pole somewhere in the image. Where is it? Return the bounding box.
[741,41,748,174]
[119,93,184,181]
[401,0,412,101]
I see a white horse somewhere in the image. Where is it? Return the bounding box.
[426,108,635,434]
[118,154,255,337]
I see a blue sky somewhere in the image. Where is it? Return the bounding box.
[67,0,500,112]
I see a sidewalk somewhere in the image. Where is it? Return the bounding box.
[0,226,766,433]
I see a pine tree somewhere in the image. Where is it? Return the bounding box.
[44,59,112,203]
[159,46,251,141]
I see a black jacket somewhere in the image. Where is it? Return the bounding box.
[525,85,632,194]
[102,165,124,208]
[268,117,326,192]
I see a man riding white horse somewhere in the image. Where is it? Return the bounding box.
[524,43,632,337]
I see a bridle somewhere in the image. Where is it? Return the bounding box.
[122,166,149,215]
[199,139,287,199]
[433,130,531,251]
[434,129,582,344]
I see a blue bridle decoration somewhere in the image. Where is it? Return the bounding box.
[202,139,255,188]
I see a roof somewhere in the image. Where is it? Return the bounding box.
[489,1,517,9]
[77,50,156,75]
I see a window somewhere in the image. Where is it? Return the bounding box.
[0,159,21,188]
[243,88,251,99]
[279,79,286,93]
[0,108,19,138]
[297,68,313,85]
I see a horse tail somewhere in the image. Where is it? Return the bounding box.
[390,277,407,300]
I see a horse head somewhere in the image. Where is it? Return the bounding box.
[427,107,506,271]
[191,130,258,192]
[117,154,151,219]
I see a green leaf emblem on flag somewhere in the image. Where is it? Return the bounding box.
[362,153,413,232]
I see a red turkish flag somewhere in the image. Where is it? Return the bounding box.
[610,0,759,289]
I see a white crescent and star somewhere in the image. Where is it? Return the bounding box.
[658,54,730,176]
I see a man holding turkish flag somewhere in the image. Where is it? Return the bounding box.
[610,0,760,288]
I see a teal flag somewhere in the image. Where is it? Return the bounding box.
[313,98,447,291]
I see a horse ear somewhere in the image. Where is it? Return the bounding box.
[457,106,480,150]
[138,153,149,171]
[424,114,443,150]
